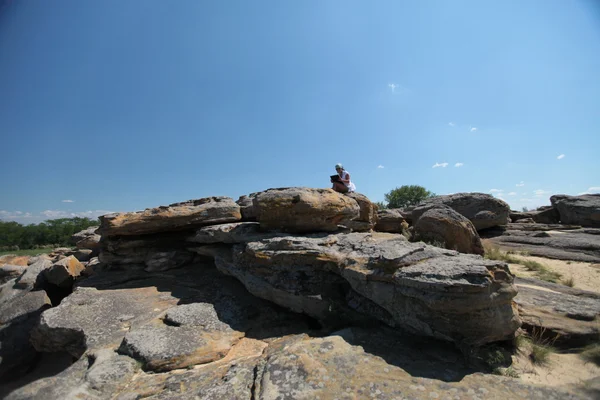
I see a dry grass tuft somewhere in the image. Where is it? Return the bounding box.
[483,242,562,283]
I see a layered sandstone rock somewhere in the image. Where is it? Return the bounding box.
[99,197,241,237]
[252,187,361,233]
[194,232,520,346]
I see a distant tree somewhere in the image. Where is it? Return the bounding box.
[521,207,529,212]
[384,185,436,209]
[0,217,98,250]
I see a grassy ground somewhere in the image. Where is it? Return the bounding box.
[0,247,55,257]
[483,242,562,283]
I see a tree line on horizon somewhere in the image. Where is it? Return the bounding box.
[0,217,98,251]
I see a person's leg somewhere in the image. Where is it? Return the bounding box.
[333,182,348,193]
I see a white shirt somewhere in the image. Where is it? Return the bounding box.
[339,170,356,192]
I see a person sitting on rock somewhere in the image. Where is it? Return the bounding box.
[331,163,356,193]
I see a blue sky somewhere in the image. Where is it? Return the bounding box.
[1,0,599,224]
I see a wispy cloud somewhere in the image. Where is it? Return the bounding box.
[489,189,503,193]
[388,83,397,93]
[507,192,517,196]
[470,127,477,132]
[448,122,455,127]
[578,186,600,195]
[516,181,525,187]
[62,199,74,203]
[454,162,464,167]
[533,189,549,197]
[557,154,565,160]
[432,162,448,168]
[377,165,385,169]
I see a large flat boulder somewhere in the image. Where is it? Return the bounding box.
[551,194,600,227]
[30,286,181,357]
[413,193,510,231]
[200,232,520,346]
[99,230,196,270]
[98,197,241,237]
[118,303,244,372]
[252,187,360,233]
[483,226,600,263]
[188,222,281,244]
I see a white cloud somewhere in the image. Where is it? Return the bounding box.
[507,192,517,196]
[516,181,525,187]
[448,122,455,127]
[62,199,74,203]
[432,162,448,168]
[557,154,565,160]
[388,83,397,93]
[533,189,549,197]
[578,187,600,195]
[470,127,477,132]
[377,165,385,169]
[454,162,464,167]
[489,189,503,193]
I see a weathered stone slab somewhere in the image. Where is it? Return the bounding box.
[99,197,241,237]
[188,222,281,244]
[514,277,600,348]
[484,228,600,263]
[118,322,243,372]
[30,286,180,357]
[209,232,520,346]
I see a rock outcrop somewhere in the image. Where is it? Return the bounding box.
[411,204,484,255]
[194,231,519,346]
[482,225,600,263]
[413,193,510,231]
[515,277,600,348]
[99,197,242,237]
[17,187,597,399]
[551,194,600,227]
